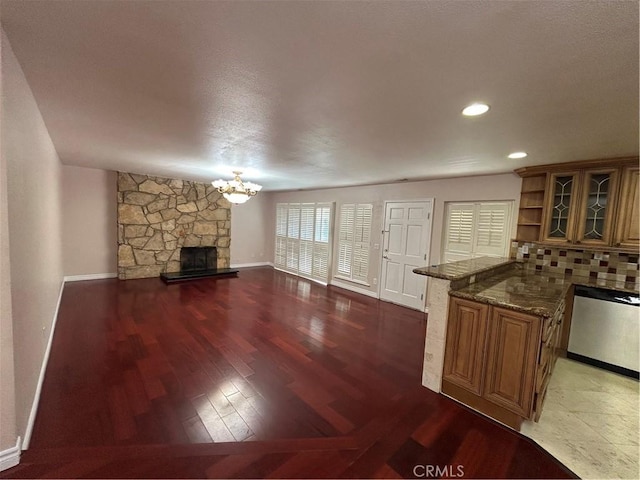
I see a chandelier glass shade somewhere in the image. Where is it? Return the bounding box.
[212,171,262,204]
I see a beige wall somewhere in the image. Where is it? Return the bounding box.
[62,165,117,277]
[230,194,271,266]
[267,173,522,295]
[1,32,64,447]
[0,32,18,454]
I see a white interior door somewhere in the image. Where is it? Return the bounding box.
[380,200,433,310]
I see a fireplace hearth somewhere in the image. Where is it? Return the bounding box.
[160,246,238,284]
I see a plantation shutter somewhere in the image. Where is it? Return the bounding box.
[474,203,510,257]
[274,203,333,282]
[275,204,288,267]
[353,204,373,281]
[286,204,300,270]
[443,203,475,262]
[298,204,315,275]
[313,206,331,279]
[337,204,355,277]
[443,201,512,263]
[337,203,373,282]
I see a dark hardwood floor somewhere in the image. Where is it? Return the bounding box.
[2,267,576,478]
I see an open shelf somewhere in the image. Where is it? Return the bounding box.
[516,173,548,242]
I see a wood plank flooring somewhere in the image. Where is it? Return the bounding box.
[2,267,576,478]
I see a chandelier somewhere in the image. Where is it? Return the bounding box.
[212,171,262,204]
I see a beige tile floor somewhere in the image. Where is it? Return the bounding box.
[521,358,639,479]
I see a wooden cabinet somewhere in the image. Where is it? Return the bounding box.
[515,157,638,249]
[443,298,489,395]
[483,308,540,417]
[533,297,564,421]
[541,167,620,246]
[541,171,581,244]
[614,166,639,248]
[442,297,563,429]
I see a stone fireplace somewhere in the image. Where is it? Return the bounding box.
[117,172,231,280]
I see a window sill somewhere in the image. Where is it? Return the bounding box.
[333,275,370,287]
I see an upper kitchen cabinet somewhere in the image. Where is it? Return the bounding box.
[541,171,581,244]
[541,167,619,246]
[614,165,640,248]
[515,157,638,250]
[574,167,619,246]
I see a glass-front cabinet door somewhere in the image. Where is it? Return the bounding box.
[542,172,580,243]
[575,168,619,246]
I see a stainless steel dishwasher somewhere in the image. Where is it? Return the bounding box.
[568,285,639,379]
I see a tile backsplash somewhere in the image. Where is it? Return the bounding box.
[510,241,639,285]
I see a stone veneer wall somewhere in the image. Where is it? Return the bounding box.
[510,240,639,285]
[117,172,230,279]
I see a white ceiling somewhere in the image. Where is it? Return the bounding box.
[1,0,638,191]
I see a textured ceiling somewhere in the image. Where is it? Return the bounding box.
[1,0,638,190]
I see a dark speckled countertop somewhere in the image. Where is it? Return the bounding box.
[413,257,515,280]
[450,264,639,318]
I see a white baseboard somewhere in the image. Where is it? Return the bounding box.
[63,272,117,282]
[22,279,65,450]
[230,262,274,269]
[329,279,379,299]
[0,436,21,472]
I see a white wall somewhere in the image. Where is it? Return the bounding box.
[267,173,522,295]
[230,194,271,267]
[62,165,117,277]
[0,31,18,457]
[1,31,64,448]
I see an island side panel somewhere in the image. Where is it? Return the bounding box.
[422,277,451,391]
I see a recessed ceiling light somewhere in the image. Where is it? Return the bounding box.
[508,152,528,159]
[462,103,490,116]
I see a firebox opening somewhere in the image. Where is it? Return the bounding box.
[180,247,217,272]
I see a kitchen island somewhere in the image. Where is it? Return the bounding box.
[414,257,637,430]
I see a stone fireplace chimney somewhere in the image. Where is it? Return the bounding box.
[117,173,231,280]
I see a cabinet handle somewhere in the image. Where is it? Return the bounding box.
[616,242,621,247]
[575,240,581,244]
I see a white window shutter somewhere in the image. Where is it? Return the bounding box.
[444,203,475,262]
[353,205,373,281]
[274,203,333,283]
[442,201,513,263]
[275,237,286,267]
[287,204,300,239]
[337,204,355,277]
[474,203,511,257]
[315,206,331,243]
[298,241,313,274]
[276,204,288,237]
[313,243,329,279]
[336,203,372,282]
[300,204,315,241]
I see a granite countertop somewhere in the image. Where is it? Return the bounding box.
[413,257,515,280]
[450,264,639,317]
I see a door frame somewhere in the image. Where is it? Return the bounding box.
[378,198,435,311]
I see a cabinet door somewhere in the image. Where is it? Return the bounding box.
[483,307,541,417]
[614,166,639,248]
[575,167,620,246]
[542,172,581,243]
[443,298,489,395]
